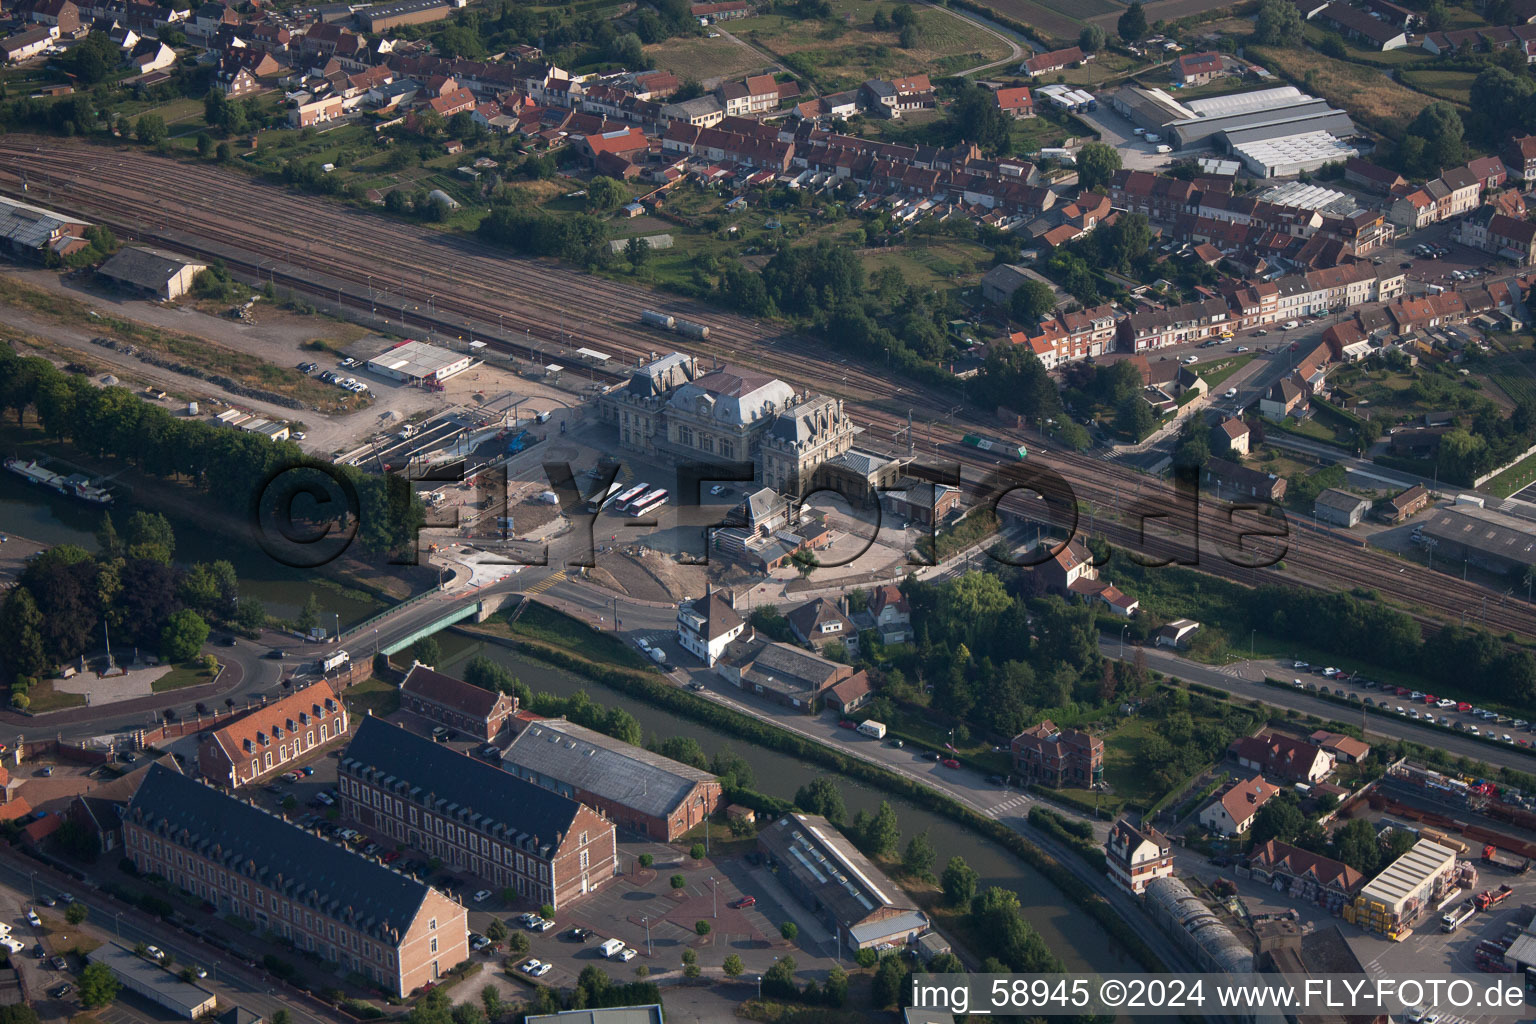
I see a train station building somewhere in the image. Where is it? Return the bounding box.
[365,339,472,385]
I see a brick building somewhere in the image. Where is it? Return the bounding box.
[124,764,466,998]
[502,719,722,842]
[1010,720,1103,788]
[399,664,518,741]
[339,717,617,909]
[197,681,347,788]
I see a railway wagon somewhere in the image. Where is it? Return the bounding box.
[675,318,710,340]
[641,310,676,330]
[962,433,1027,461]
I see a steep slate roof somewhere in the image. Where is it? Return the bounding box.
[126,764,434,942]
[680,591,744,641]
[342,717,583,848]
[786,597,854,640]
[503,719,716,819]
[401,664,504,719]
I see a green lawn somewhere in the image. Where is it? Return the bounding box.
[1197,353,1254,390]
[24,680,86,714]
[501,601,653,670]
[1097,717,1170,808]
[151,661,218,693]
[342,676,401,718]
[1482,449,1536,498]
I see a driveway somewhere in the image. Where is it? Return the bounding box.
[1071,107,1178,171]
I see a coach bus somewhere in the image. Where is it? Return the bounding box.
[629,489,670,517]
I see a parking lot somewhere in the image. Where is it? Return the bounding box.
[1279,661,1535,747]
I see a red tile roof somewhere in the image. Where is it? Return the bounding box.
[207,680,344,766]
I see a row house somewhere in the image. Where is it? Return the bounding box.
[716,73,796,116]
[1007,303,1118,369]
[1116,296,1232,351]
[663,121,795,171]
[187,0,238,42]
[1422,23,1536,56]
[1108,169,1196,223]
[125,765,467,999]
[1455,208,1536,265]
[1322,208,1395,255]
[27,0,82,34]
[1388,164,1485,232]
[1504,135,1536,181]
[340,717,618,910]
[1218,279,1281,328]
[859,74,934,118]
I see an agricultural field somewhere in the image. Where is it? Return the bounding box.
[643,32,765,83]
[1247,45,1434,133]
[735,4,1009,90]
[1399,68,1476,106]
[1087,0,1234,26]
[982,0,1086,41]
[1485,342,1536,409]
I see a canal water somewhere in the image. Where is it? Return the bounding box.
[0,475,383,627]
[435,632,1137,975]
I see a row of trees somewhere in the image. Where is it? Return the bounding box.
[0,349,422,561]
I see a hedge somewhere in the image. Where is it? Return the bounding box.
[462,621,1167,971]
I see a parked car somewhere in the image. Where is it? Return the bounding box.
[1282,320,1299,330]
[731,896,757,909]
[469,933,492,952]
[473,889,493,903]
[617,948,638,962]
[941,758,961,769]
[565,927,593,943]
[48,983,71,999]
[837,720,857,730]
[531,962,553,977]
[144,946,166,962]
[24,910,40,928]
[518,960,543,975]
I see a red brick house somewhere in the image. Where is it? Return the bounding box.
[399,664,519,742]
[1011,720,1103,788]
[197,681,348,788]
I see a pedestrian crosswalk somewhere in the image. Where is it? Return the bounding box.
[985,794,1030,819]
[523,569,567,595]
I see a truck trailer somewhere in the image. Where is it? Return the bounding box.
[1481,845,1531,873]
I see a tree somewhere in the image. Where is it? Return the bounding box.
[0,588,48,678]
[125,511,175,564]
[1251,792,1308,845]
[485,918,508,942]
[1076,141,1122,192]
[135,114,168,146]
[947,83,1011,155]
[899,22,919,47]
[1079,24,1106,52]
[234,596,266,635]
[78,961,120,1008]
[871,954,908,1008]
[695,920,711,935]
[1425,0,1448,30]
[587,176,624,213]
[1253,0,1304,46]
[160,609,209,663]
[1407,102,1466,174]
[196,132,213,158]
[507,932,530,954]
[903,831,937,880]
[872,6,890,29]
[452,1004,484,1024]
[480,986,502,1022]
[296,592,322,633]
[625,235,649,272]
[780,920,798,940]
[1118,0,1147,40]
[65,901,88,926]
[863,800,901,859]
[723,953,744,977]
[942,855,979,907]
[216,142,233,162]
[1115,392,1156,440]
[762,956,796,999]
[412,636,441,666]
[825,965,849,1007]
[795,776,847,822]
[1009,278,1056,324]
[96,512,123,559]
[690,843,705,860]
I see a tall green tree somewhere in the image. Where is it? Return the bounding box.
[0,588,48,677]
[903,831,937,880]
[795,776,847,822]
[1009,278,1057,324]
[1075,141,1122,192]
[941,855,979,907]
[78,961,120,1008]
[160,609,209,663]
[135,114,167,146]
[1079,24,1106,51]
[1118,0,1147,40]
[1253,0,1304,46]
[124,511,175,564]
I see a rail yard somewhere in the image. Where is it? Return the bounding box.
[1,136,1530,644]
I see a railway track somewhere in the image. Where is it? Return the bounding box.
[5,137,1534,640]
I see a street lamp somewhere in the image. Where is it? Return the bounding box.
[709,876,717,918]
[1120,624,1129,659]
[642,915,652,957]
[757,975,763,1000]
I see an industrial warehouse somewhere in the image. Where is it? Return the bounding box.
[1346,839,1460,938]
[1414,503,1536,576]
[1106,84,1358,177]
[758,812,931,952]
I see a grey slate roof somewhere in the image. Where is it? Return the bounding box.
[342,717,583,852]
[0,195,84,250]
[823,448,892,477]
[99,246,204,291]
[503,719,716,820]
[768,394,839,445]
[125,764,433,942]
[1314,487,1366,513]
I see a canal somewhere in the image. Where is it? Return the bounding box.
[0,475,384,627]
[435,631,1136,975]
